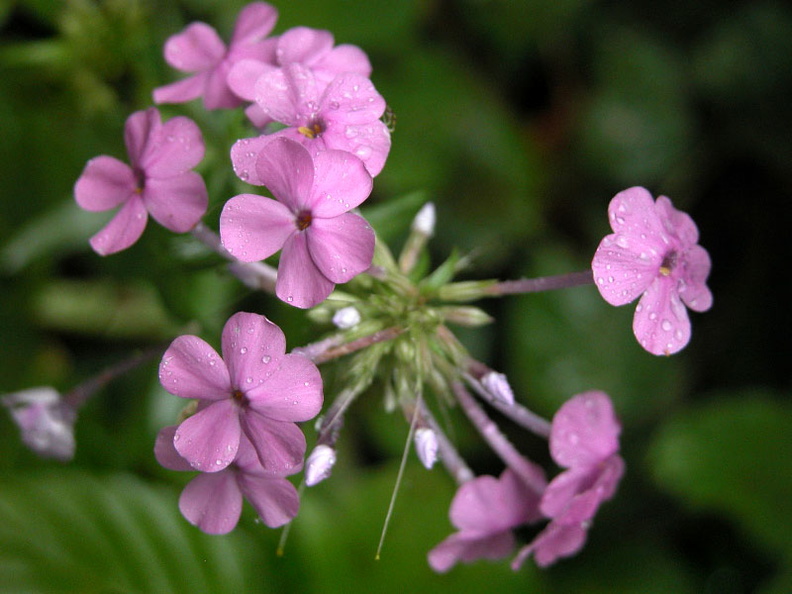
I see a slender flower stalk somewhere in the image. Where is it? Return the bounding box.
[417,399,474,485]
[309,326,404,365]
[484,270,595,297]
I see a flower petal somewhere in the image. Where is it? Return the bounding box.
[275,26,334,65]
[550,391,621,469]
[656,195,699,246]
[276,231,335,308]
[307,213,375,283]
[428,532,515,573]
[144,172,208,233]
[322,74,386,126]
[680,244,713,312]
[88,194,148,256]
[153,74,207,105]
[607,186,666,238]
[220,193,295,262]
[124,108,160,167]
[159,335,231,400]
[592,234,660,306]
[254,137,315,211]
[309,150,373,217]
[246,353,323,422]
[164,22,225,72]
[314,44,371,80]
[633,278,691,355]
[240,413,306,475]
[154,425,194,471]
[74,156,136,211]
[229,2,278,47]
[255,63,319,125]
[238,474,299,528]
[140,116,205,177]
[513,521,588,569]
[227,59,275,101]
[174,400,241,472]
[220,312,287,389]
[179,471,242,534]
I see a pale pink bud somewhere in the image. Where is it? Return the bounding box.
[481,371,514,407]
[305,444,337,486]
[2,387,76,461]
[414,427,438,469]
[412,202,436,236]
[332,306,361,329]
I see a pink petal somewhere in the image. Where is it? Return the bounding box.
[330,121,392,177]
[74,156,136,211]
[227,59,275,101]
[140,116,205,177]
[240,413,306,475]
[514,521,588,569]
[633,278,691,355]
[220,312,287,388]
[153,74,208,105]
[159,335,231,400]
[314,44,371,80]
[164,22,225,72]
[656,195,699,246]
[144,172,207,233]
[124,108,161,168]
[539,466,598,521]
[230,135,277,185]
[254,137,315,211]
[88,194,148,256]
[230,2,278,47]
[322,74,386,126]
[428,532,515,573]
[245,353,323,422]
[679,244,713,312]
[307,213,375,283]
[238,474,299,528]
[592,234,661,306]
[154,425,194,472]
[275,26,334,65]
[202,62,241,110]
[309,150,373,217]
[550,391,620,468]
[179,471,242,534]
[607,186,666,238]
[276,232,336,307]
[255,63,319,124]
[219,193,295,261]
[174,400,241,472]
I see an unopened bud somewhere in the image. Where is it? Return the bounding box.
[414,427,438,469]
[2,387,76,461]
[481,371,515,407]
[412,202,436,236]
[332,306,361,329]
[439,305,494,327]
[437,280,498,302]
[305,444,337,486]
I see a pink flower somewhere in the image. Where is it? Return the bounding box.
[155,426,299,534]
[159,312,323,474]
[513,391,624,568]
[153,2,279,109]
[74,108,208,255]
[1,387,76,461]
[592,187,713,355]
[220,137,375,308]
[226,25,372,127]
[428,468,545,573]
[230,63,390,179]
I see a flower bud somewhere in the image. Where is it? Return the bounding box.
[2,387,76,461]
[412,202,436,236]
[414,427,438,469]
[437,280,498,302]
[305,444,337,486]
[481,371,514,407]
[438,305,493,327]
[332,306,361,329]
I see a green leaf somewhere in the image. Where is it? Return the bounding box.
[0,470,265,593]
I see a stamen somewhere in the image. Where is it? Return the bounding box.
[297,122,324,139]
[296,210,313,231]
[659,251,678,276]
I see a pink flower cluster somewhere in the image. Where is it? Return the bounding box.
[429,391,624,571]
[156,312,323,533]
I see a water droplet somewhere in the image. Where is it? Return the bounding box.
[661,320,672,332]
[261,355,271,364]
[287,296,294,303]
[240,347,248,354]
[215,459,223,466]
[649,312,658,321]
[245,377,253,384]
[329,101,340,110]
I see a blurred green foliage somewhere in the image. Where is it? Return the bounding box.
[1,0,790,592]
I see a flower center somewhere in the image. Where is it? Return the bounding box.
[133,168,146,194]
[232,389,246,405]
[659,251,678,276]
[296,210,313,231]
[297,120,324,139]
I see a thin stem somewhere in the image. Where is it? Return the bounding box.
[309,326,404,365]
[484,270,594,296]
[452,381,545,495]
[191,222,277,293]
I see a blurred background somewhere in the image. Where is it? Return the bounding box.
[1,0,790,592]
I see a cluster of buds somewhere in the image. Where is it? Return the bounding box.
[3,1,713,574]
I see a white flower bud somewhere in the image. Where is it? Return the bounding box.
[2,387,76,461]
[412,202,436,236]
[481,371,514,407]
[414,427,438,470]
[305,444,337,486]
[332,306,361,329]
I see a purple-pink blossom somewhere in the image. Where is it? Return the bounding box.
[230,63,390,179]
[428,468,545,573]
[155,426,299,534]
[592,186,713,355]
[513,391,624,568]
[220,137,375,308]
[74,108,208,255]
[153,2,279,110]
[158,312,323,474]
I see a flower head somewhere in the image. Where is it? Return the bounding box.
[428,468,545,573]
[221,137,375,308]
[159,312,323,474]
[513,391,624,568]
[2,387,76,461]
[153,2,279,109]
[74,108,208,255]
[155,426,299,534]
[592,187,712,355]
